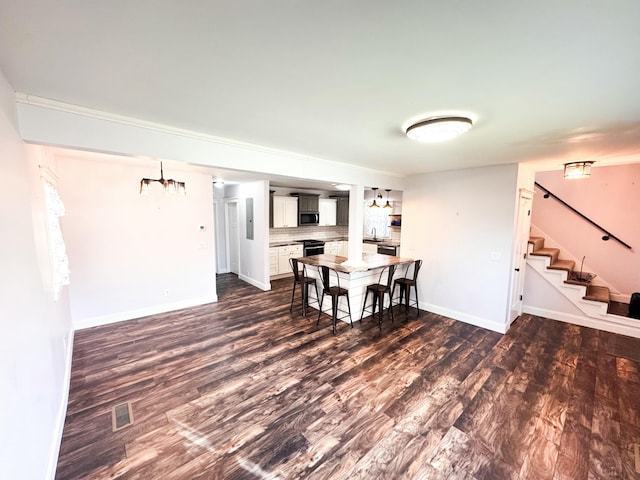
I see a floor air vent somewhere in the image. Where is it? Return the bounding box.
[111,401,134,431]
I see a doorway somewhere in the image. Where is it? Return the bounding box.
[225,200,240,275]
[508,189,534,324]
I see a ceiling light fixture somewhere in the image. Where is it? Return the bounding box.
[563,161,594,179]
[406,116,473,143]
[369,187,380,208]
[333,184,351,191]
[140,161,185,195]
[383,189,392,209]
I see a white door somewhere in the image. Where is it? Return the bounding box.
[226,201,240,275]
[509,189,534,324]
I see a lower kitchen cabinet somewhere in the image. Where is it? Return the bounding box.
[276,244,303,275]
[269,247,278,276]
[325,241,340,255]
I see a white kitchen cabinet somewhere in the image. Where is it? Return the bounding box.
[339,241,348,256]
[325,241,340,255]
[269,247,278,276]
[362,242,378,254]
[318,198,337,226]
[277,244,303,274]
[272,196,298,228]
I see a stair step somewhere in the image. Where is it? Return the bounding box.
[584,285,610,304]
[529,247,560,264]
[548,259,575,272]
[528,236,545,251]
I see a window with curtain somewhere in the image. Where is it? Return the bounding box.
[363,201,392,238]
[43,179,70,299]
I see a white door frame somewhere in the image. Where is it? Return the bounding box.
[224,198,240,275]
[508,188,534,324]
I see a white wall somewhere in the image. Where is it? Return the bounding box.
[0,72,73,480]
[56,154,217,329]
[401,164,519,333]
[226,181,270,290]
[532,165,639,298]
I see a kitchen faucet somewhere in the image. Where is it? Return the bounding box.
[372,227,377,240]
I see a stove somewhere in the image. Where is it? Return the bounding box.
[298,239,325,256]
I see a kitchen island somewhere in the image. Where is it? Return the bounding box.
[297,253,414,323]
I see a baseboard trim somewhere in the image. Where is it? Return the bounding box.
[74,295,219,330]
[238,274,271,291]
[421,302,508,334]
[523,305,640,338]
[47,328,74,480]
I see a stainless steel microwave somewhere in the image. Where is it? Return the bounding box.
[299,212,319,226]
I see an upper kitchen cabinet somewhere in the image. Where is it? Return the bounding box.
[335,196,349,226]
[272,196,298,228]
[297,193,320,212]
[319,198,337,226]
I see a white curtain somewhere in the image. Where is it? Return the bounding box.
[363,201,392,239]
[44,180,70,299]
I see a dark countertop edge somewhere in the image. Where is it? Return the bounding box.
[269,241,304,248]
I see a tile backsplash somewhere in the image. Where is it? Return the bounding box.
[269,226,348,243]
[269,226,401,244]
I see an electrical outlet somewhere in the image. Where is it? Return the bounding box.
[164,289,170,296]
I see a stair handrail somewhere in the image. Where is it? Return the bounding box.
[534,182,632,250]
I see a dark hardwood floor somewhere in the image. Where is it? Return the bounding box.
[56,274,640,479]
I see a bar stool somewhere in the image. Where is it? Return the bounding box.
[289,258,318,317]
[361,264,397,330]
[392,259,422,321]
[317,265,352,334]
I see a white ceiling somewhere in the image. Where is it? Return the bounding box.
[1,1,639,178]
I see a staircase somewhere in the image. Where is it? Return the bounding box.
[526,234,640,338]
[527,235,610,317]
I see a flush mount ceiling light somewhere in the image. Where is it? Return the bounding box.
[564,161,594,179]
[406,116,473,143]
[333,184,351,191]
[139,161,186,195]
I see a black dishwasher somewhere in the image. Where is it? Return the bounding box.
[377,245,398,256]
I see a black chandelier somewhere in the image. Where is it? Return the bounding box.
[139,162,186,195]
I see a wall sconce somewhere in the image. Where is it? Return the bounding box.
[383,189,392,209]
[563,161,594,179]
[140,161,186,195]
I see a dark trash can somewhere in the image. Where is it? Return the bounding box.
[630,292,640,319]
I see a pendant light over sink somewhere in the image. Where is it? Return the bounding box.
[369,188,381,208]
[383,189,392,209]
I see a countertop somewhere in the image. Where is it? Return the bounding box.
[269,237,398,248]
[269,237,349,248]
[297,253,413,273]
[363,239,401,247]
